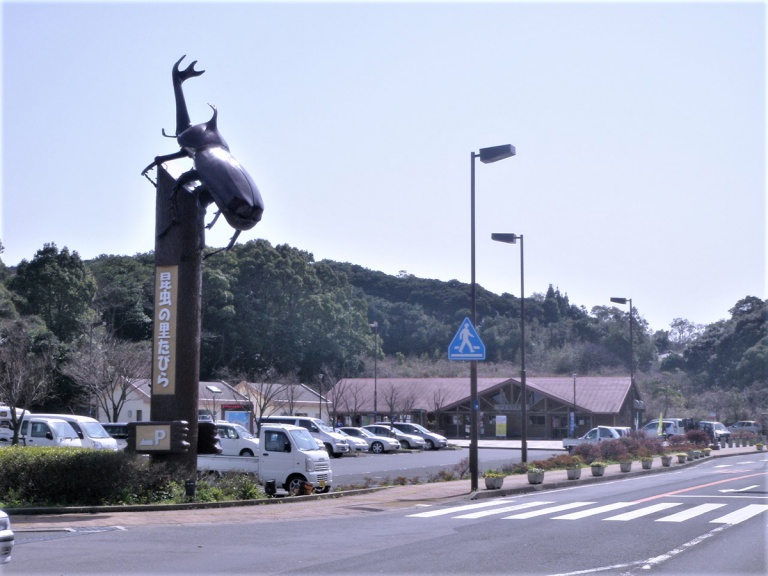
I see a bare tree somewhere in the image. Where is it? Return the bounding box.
[326,376,349,428]
[342,380,366,424]
[381,383,400,424]
[62,327,150,422]
[400,391,417,421]
[431,387,448,431]
[238,370,287,429]
[0,318,57,444]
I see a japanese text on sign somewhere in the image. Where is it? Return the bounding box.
[152,266,178,395]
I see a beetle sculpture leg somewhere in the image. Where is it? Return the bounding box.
[204,230,241,259]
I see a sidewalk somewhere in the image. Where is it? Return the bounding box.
[9,444,762,530]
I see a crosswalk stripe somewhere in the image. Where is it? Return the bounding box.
[553,502,635,520]
[710,504,768,525]
[503,501,595,519]
[605,503,682,521]
[455,501,552,519]
[656,503,726,522]
[407,498,516,518]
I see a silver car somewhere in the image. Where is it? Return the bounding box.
[363,425,425,450]
[727,421,762,435]
[0,510,14,564]
[340,427,401,454]
[381,422,448,450]
[338,429,370,453]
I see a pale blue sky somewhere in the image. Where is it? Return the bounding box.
[1,0,765,333]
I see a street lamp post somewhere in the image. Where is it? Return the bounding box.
[610,297,634,386]
[206,384,222,422]
[370,322,379,421]
[317,373,324,420]
[491,232,527,462]
[469,145,515,491]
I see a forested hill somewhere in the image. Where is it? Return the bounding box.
[1,240,766,423]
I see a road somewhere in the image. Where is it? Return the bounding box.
[6,453,767,575]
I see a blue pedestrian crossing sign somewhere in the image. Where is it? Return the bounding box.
[448,317,486,361]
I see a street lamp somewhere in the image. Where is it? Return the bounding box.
[206,384,222,422]
[369,321,379,421]
[317,373,324,420]
[469,144,515,491]
[610,297,634,386]
[490,232,527,462]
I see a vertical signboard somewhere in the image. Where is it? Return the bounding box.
[153,265,178,395]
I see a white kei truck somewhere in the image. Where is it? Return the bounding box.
[197,423,332,495]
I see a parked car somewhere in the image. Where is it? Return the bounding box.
[338,429,369,453]
[102,422,129,450]
[215,421,260,456]
[639,419,686,440]
[727,421,763,435]
[363,424,425,450]
[376,421,448,450]
[698,421,731,442]
[35,414,119,451]
[0,510,14,564]
[340,426,401,454]
[562,426,630,453]
[0,416,82,448]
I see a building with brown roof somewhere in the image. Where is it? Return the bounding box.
[332,376,644,440]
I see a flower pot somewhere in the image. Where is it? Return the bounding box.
[687,451,694,461]
[677,454,687,464]
[641,459,653,470]
[619,462,632,473]
[566,468,581,480]
[591,465,605,477]
[484,476,504,490]
[661,456,672,467]
[527,471,544,485]
[757,445,764,452]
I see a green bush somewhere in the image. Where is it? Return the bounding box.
[0,447,265,508]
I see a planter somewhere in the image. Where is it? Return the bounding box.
[756,444,764,452]
[527,471,545,485]
[641,459,653,470]
[484,476,504,490]
[566,468,582,480]
[619,462,632,473]
[591,465,605,477]
[677,454,687,464]
[687,451,694,461]
[661,455,673,467]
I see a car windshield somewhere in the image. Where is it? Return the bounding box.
[356,428,376,438]
[81,422,112,439]
[290,429,320,451]
[51,421,79,439]
[317,421,335,433]
[233,424,255,439]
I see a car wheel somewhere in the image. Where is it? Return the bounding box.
[239,449,254,457]
[285,474,307,495]
[425,439,435,450]
[371,441,384,454]
[324,443,333,456]
[401,440,411,449]
[314,485,331,494]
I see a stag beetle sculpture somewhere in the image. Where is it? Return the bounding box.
[142,56,264,254]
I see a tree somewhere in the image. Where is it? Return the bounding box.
[0,317,58,444]
[669,318,701,350]
[61,327,151,422]
[8,243,96,342]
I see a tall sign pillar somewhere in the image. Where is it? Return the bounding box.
[150,166,204,475]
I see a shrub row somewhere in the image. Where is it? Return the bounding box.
[0,447,263,508]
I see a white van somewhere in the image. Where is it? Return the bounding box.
[640,418,686,439]
[1,416,83,448]
[215,421,260,456]
[260,416,349,458]
[34,414,119,451]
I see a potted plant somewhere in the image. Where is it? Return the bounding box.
[702,447,712,457]
[566,457,583,480]
[590,461,608,477]
[641,457,653,470]
[676,452,688,464]
[527,467,545,485]
[483,470,505,489]
[661,454,673,467]
[619,460,632,473]
[756,442,764,452]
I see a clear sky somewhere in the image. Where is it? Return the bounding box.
[1,0,765,334]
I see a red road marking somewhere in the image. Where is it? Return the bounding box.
[633,471,768,504]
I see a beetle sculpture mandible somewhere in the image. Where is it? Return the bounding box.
[142,55,264,254]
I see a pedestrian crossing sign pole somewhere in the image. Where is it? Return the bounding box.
[448,317,486,361]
